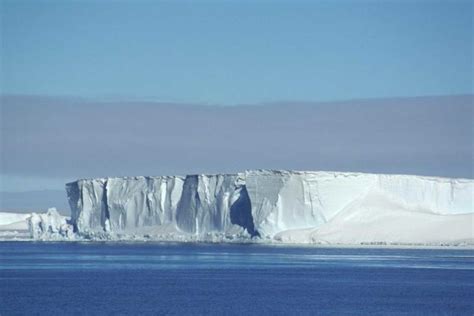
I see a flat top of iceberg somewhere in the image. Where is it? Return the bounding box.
[68,169,473,184]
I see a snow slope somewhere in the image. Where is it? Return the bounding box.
[274,190,473,244]
[57,170,473,245]
[0,212,30,231]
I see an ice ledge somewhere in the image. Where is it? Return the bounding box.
[15,170,474,244]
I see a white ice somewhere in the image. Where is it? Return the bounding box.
[5,170,473,246]
[58,170,473,245]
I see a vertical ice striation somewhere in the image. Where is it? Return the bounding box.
[106,176,184,231]
[66,174,254,236]
[175,174,243,234]
[66,179,107,233]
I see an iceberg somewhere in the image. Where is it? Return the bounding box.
[28,208,74,240]
[59,170,473,245]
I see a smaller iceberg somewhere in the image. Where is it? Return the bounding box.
[28,208,74,240]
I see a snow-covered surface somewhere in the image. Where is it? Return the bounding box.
[0,212,30,230]
[0,212,31,239]
[1,170,473,246]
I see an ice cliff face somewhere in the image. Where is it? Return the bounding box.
[64,170,473,243]
[67,173,257,238]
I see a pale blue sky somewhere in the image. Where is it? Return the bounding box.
[1,0,472,103]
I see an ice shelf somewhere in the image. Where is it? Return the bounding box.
[52,170,473,245]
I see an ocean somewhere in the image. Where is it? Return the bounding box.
[0,242,473,315]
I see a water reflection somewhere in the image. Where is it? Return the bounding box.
[0,242,473,271]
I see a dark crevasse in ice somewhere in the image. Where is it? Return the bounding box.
[230,186,260,237]
[101,180,110,230]
[65,182,81,233]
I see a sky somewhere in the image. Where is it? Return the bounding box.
[1,94,472,188]
[1,0,472,103]
[0,0,472,212]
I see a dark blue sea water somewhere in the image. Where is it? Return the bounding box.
[0,242,473,315]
